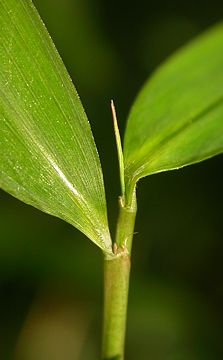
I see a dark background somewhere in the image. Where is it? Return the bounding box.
[1,0,223,359]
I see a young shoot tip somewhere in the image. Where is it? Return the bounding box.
[110,99,125,197]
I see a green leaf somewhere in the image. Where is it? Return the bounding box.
[124,23,223,203]
[0,0,112,253]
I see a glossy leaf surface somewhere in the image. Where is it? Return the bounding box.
[124,24,223,203]
[0,0,112,253]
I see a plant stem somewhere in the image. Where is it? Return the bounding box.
[102,192,137,360]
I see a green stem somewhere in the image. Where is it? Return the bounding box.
[102,192,137,360]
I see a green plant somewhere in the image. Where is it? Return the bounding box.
[1,0,223,359]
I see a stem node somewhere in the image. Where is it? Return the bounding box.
[102,192,137,360]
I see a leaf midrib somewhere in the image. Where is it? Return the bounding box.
[125,94,223,182]
[1,2,110,247]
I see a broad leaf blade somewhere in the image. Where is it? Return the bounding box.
[124,23,223,203]
[0,0,112,253]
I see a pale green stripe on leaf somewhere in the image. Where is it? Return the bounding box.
[0,0,112,253]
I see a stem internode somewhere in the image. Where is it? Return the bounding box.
[102,192,137,360]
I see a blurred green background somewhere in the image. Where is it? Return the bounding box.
[1,0,223,359]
